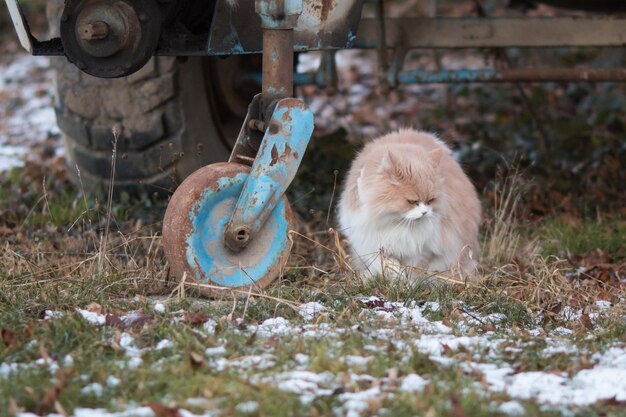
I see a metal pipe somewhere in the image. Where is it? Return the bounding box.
[262,29,294,100]
[396,68,626,83]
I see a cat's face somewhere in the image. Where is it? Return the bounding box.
[361,148,445,222]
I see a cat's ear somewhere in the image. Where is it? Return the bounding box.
[380,150,398,174]
[428,149,445,168]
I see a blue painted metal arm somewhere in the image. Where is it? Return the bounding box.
[223,98,314,251]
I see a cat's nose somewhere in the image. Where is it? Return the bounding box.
[421,211,427,216]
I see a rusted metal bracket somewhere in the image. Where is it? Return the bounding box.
[223,0,314,252]
[228,94,265,166]
[223,98,314,251]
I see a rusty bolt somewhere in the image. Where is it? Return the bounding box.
[224,225,251,252]
[78,21,110,41]
[268,122,280,135]
[248,119,267,132]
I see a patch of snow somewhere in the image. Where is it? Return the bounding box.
[44,310,64,320]
[205,346,227,357]
[299,302,326,321]
[126,357,143,369]
[80,382,104,397]
[72,407,155,417]
[203,319,217,334]
[414,334,492,357]
[477,346,626,406]
[400,374,429,392]
[342,355,372,368]
[235,401,259,413]
[76,309,106,326]
[551,327,573,336]
[153,303,166,313]
[336,387,381,417]
[155,339,174,350]
[421,301,441,312]
[106,375,121,387]
[255,317,292,337]
[498,400,526,415]
[0,54,61,172]
[594,300,612,310]
[35,357,59,374]
[595,347,626,368]
[212,354,275,372]
[294,353,309,366]
[268,371,336,404]
[0,362,21,378]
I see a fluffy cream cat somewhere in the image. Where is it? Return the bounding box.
[338,129,481,280]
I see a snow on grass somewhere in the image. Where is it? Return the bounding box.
[298,301,326,321]
[399,374,429,392]
[76,308,106,326]
[12,297,626,416]
[80,382,104,397]
[499,400,526,415]
[254,316,293,336]
[0,54,60,171]
[263,370,336,404]
[205,345,227,357]
[336,386,381,417]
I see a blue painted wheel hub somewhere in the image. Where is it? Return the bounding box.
[162,162,294,296]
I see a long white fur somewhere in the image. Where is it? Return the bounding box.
[338,129,481,281]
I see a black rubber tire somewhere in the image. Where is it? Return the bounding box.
[46,1,236,197]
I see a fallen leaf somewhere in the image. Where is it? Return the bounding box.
[105,314,124,328]
[1,328,18,348]
[189,352,206,369]
[184,313,209,325]
[147,403,183,417]
[87,303,103,314]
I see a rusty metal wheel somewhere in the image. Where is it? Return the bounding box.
[162,162,295,297]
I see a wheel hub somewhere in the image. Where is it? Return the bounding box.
[60,0,162,78]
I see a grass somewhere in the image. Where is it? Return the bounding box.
[1,158,625,417]
[540,217,625,259]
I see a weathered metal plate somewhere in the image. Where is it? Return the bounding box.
[224,98,313,250]
[354,17,626,49]
[162,162,295,297]
[4,0,34,53]
[207,0,364,54]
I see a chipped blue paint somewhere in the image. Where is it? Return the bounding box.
[226,98,313,243]
[186,172,291,287]
[346,31,357,48]
[396,69,501,84]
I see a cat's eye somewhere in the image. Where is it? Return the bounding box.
[407,199,418,205]
[427,198,436,204]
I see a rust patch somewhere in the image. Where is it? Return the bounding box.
[281,110,293,123]
[270,144,279,166]
[320,0,335,23]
